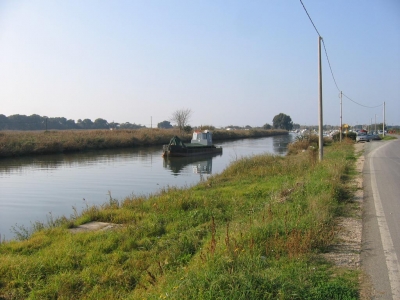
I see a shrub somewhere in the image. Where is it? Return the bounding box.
[332,131,356,142]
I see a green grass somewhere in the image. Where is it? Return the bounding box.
[0,141,360,299]
[380,134,397,141]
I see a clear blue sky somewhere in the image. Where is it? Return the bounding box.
[1,0,399,128]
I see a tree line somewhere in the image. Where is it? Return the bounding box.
[0,114,145,131]
[0,111,296,131]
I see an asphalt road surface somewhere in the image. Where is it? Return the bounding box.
[362,136,400,299]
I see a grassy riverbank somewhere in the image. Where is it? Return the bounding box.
[0,128,287,158]
[0,140,359,299]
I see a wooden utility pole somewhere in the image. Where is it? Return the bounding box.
[383,102,386,137]
[340,91,342,142]
[318,36,323,161]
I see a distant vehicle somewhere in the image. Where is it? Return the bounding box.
[370,133,381,140]
[356,133,370,142]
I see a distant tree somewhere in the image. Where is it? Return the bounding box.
[77,118,94,129]
[272,113,293,131]
[263,123,272,130]
[225,125,242,130]
[292,123,300,129]
[199,125,215,130]
[0,114,7,130]
[66,119,77,129]
[119,122,145,129]
[7,114,35,130]
[184,125,193,133]
[245,125,252,129]
[108,121,119,130]
[157,120,173,129]
[48,117,67,130]
[171,108,192,133]
[94,118,109,129]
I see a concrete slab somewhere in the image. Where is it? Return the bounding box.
[69,221,121,233]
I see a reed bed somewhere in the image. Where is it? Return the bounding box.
[0,128,287,158]
[0,141,359,299]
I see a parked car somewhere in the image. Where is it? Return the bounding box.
[356,133,370,142]
[370,133,381,140]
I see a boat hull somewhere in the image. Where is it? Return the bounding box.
[162,145,222,157]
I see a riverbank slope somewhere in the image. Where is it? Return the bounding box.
[0,140,359,299]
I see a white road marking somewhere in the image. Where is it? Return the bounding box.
[370,141,400,299]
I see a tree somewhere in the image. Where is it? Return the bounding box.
[263,123,272,130]
[183,125,193,133]
[94,118,109,129]
[119,122,145,129]
[77,118,94,129]
[272,113,293,130]
[170,108,192,133]
[199,125,215,130]
[157,120,173,129]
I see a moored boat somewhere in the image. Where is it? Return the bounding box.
[162,130,222,157]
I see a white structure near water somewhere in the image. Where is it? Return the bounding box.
[191,130,213,146]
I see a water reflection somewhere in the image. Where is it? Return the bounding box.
[162,153,221,176]
[0,146,162,175]
[272,134,295,154]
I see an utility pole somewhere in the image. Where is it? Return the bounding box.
[151,116,152,129]
[383,102,386,137]
[340,91,342,142]
[375,114,377,133]
[318,36,323,161]
[370,118,372,133]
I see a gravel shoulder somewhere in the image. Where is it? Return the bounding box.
[322,142,372,298]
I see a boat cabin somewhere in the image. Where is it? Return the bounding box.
[191,130,213,146]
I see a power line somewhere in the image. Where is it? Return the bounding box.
[299,0,383,110]
[299,0,321,37]
[342,93,382,108]
[322,39,340,92]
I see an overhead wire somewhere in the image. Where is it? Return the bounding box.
[321,39,340,92]
[299,0,383,109]
[299,0,321,37]
[342,93,382,108]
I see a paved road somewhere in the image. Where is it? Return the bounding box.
[362,136,400,299]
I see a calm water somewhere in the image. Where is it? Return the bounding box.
[0,134,295,239]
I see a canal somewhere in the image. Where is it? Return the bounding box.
[0,133,295,239]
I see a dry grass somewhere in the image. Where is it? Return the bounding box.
[0,128,288,158]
